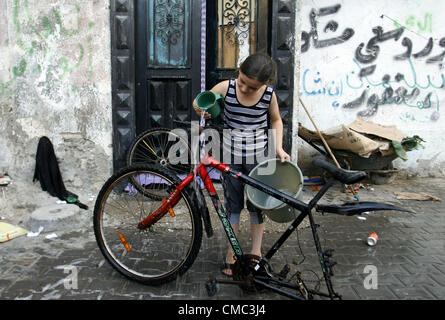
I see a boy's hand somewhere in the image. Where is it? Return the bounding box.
[193,104,211,119]
[276,148,290,163]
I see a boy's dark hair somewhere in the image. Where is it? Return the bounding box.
[239,53,277,85]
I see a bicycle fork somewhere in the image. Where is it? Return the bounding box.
[137,173,195,230]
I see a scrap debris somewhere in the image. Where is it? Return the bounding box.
[299,117,424,161]
[394,192,440,201]
[0,174,12,198]
[0,222,29,243]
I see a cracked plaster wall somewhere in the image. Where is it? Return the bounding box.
[0,0,112,193]
[2,0,444,195]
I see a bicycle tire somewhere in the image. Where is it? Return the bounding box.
[93,164,202,285]
[127,127,214,238]
[126,127,193,176]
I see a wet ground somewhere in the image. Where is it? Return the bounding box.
[0,176,444,302]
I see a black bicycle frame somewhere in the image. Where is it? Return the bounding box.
[201,156,341,299]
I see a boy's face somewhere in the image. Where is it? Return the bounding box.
[237,71,264,95]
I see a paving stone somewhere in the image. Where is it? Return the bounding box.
[389,285,438,300]
[0,177,444,301]
[422,285,445,299]
[351,284,401,300]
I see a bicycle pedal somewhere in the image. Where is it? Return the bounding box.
[278,264,291,279]
[323,258,337,276]
[323,249,335,258]
[205,275,218,297]
[326,260,337,268]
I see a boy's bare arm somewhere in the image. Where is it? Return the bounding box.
[269,93,290,161]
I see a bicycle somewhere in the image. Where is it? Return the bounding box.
[126,120,224,175]
[94,123,413,300]
[126,126,193,176]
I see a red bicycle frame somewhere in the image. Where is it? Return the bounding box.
[137,155,232,230]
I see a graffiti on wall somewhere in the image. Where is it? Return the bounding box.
[300,3,442,122]
[301,4,354,53]
[0,0,95,99]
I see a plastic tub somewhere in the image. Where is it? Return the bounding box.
[246,159,304,223]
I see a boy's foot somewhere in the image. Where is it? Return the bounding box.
[220,260,234,277]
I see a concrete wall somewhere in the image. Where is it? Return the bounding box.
[1,0,443,198]
[0,0,112,193]
[298,0,445,177]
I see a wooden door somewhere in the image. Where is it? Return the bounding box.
[135,0,202,133]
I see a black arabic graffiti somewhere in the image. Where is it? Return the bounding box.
[355,26,404,76]
[343,83,434,118]
[301,4,355,53]
[355,25,445,77]
[395,36,445,64]
[302,7,445,76]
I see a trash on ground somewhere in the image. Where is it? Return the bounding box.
[0,174,12,198]
[45,233,58,239]
[345,183,366,193]
[27,226,44,237]
[367,232,378,246]
[0,222,29,242]
[394,192,440,201]
[357,216,367,221]
[0,174,12,186]
[308,185,320,191]
[304,176,325,185]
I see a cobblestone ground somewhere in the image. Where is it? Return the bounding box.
[0,177,444,301]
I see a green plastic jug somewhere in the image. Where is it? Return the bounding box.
[195,91,223,118]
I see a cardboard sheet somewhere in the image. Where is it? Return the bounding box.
[0,222,29,242]
[299,118,409,158]
[349,117,408,142]
[394,192,440,201]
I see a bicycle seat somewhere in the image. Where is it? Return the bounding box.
[312,158,367,185]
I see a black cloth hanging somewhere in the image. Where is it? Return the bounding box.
[33,136,88,210]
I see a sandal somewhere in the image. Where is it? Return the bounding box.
[220,259,234,277]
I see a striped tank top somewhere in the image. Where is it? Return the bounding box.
[223,78,274,159]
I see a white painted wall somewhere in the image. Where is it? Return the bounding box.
[297,0,445,177]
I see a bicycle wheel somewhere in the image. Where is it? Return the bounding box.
[126,128,192,176]
[94,165,202,285]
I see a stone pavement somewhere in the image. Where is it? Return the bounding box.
[0,176,444,301]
